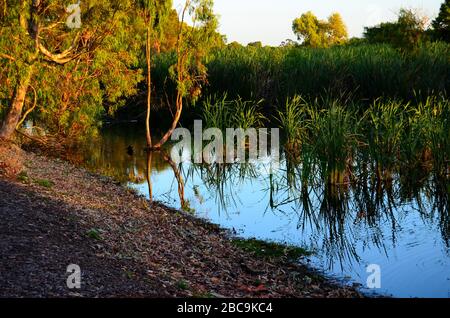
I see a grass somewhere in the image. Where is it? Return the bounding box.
[364,99,407,178]
[34,178,55,188]
[309,102,358,184]
[232,238,311,261]
[151,43,450,184]
[17,171,29,183]
[194,93,449,185]
[17,172,56,189]
[86,228,102,240]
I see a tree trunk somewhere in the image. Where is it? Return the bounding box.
[152,93,183,149]
[150,2,188,150]
[145,23,152,148]
[0,65,33,140]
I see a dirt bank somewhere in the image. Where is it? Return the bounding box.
[0,148,361,298]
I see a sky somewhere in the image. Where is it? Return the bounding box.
[172,0,444,46]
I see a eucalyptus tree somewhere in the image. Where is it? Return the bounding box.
[292,11,348,48]
[151,0,219,149]
[137,0,173,148]
[0,0,142,141]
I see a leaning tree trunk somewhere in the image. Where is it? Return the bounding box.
[152,92,183,149]
[0,65,33,140]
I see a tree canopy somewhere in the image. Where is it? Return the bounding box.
[364,9,429,49]
[0,0,221,143]
[432,0,450,42]
[0,0,146,141]
[292,11,348,48]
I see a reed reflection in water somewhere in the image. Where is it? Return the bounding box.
[73,124,450,297]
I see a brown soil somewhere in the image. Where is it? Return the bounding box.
[0,140,24,178]
[0,149,362,298]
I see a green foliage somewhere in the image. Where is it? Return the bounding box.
[364,100,407,172]
[200,94,265,131]
[0,0,145,141]
[34,178,55,188]
[275,95,449,182]
[205,45,285,103]
[247,41,263,48]
[432,0,450,42]
[193,43,449,105]
[327,13,349,45]
[403,96,450,174]
[136,0,177,54]
[277,95,309,146]
[176,279,190,290]
[309,103,358,182]
[364,9,429,50]
[17,171,29,183]
[170,0,220,102]
[292,11,348,48]
[232,98,266,130]
[86,228,102,240]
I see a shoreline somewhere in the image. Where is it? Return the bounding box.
[1,146,362,298]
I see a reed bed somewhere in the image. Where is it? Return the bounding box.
[204,43,449,104]
[276,95,449,184]
[151,43,449,184]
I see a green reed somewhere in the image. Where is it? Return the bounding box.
[364,99,407,179]
[417,97,450,176]
[199,93,265,131]
[277,95,309,151]
[308,103,359,185]
[275,95,449,184]
[203,43,449,104]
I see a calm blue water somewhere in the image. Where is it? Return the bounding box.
[79,125,450,298]
[129,159,450,298]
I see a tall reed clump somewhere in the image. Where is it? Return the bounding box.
[401,104,429,169]
[199,93,266,131]
[364,99,407,180]
[416,97,450,176]
[277,95,309,154]
[206,46,285,103]
[308,103,358,185]
[200,94,231,132]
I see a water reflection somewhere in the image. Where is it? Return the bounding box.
[72,124,450,297]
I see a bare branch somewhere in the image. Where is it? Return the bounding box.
[38,43,77,64]
[40,21,64,31]
[0,53,16,61]
[37,32,81,64]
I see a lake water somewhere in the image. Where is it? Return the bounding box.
[74,124,450,298]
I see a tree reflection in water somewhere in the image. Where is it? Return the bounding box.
[71,124,449,273]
